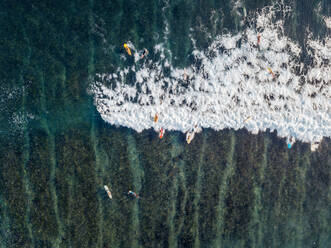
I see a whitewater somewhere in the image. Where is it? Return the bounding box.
[91,3,330,146]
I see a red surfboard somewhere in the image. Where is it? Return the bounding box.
[159,128,165,139]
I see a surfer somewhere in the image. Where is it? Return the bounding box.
[123,43,132,56]
[267,67,276,78]
[128,190,139,199]
[154,113,159,122]
[287,136,295,149]
[244,116,252,123]
[311,141,320,152]
[140,48,149,59]
[183,72,188,81]
[186,131,194,144]
[257,34,261,46]
[104,185,112,199]
[186,125,198,144]
[159,128,165,139]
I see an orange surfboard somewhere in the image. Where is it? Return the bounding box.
[154,113,159,122]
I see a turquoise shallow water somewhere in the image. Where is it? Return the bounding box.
[0,0,330,247]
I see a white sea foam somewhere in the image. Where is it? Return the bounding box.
[325,17,331,29]
[91,4,330,145]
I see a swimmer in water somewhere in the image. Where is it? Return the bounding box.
[128,190,139,199]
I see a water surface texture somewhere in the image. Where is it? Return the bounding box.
[0,0,330,247]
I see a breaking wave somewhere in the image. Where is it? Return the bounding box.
[91,3,330,144]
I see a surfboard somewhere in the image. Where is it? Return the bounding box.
[154,113,159,122]
[244,116,252,123]
[104,185,112,199]
[186,131,195,144]
[123,43,132,56]
[159,128,165,139]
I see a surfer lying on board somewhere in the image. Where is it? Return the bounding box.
[128,190,139,199]
[186,125,198,144]
[159,128,165,139]
[244,116,252,123]
[123,43,132,56]
[183,72,189,81]
[104,185,112,199]
[287,136,295,149]
[267,67,276,78]
[140,48,149,59]
[154,113,159,122]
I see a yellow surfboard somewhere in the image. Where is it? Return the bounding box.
[123,43,132,56]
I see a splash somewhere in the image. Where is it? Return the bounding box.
[91,3,330,145]
[325,17,331,29]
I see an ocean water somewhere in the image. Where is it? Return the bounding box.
[0,0,330,247]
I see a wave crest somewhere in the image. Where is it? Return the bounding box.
[91,3,330,144]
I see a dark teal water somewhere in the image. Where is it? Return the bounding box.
[0,0,330,247]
